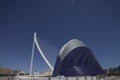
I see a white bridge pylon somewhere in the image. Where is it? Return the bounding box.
[29,32,54,75]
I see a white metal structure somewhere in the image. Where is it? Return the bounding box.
[29,32,53,75]
[59,39,86,60]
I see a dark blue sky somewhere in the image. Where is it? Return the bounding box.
[0,0,120,72]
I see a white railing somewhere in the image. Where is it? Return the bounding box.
[13,76,120,80]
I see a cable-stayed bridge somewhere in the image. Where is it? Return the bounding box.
[29,32,59,76]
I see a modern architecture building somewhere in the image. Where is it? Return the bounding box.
[53,39,104,76]
[14,33,105,79]
[29,32,103,77]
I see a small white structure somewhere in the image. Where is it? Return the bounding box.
[17,71,26,75]
[33,71,40,75]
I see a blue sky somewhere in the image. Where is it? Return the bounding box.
[0,0,120,73]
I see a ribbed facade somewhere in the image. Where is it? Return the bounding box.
[53,39,103,76]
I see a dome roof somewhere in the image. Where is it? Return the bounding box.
[59,39,86,60]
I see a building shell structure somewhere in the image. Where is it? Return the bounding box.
[53,39,104,76]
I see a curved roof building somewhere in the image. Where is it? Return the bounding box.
[53,39,104,76]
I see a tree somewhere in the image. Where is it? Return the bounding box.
[118,66,120,72]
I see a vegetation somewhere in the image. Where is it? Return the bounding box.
[0,67,18,77]
[0,73,16,77]
[104,66,120,76]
